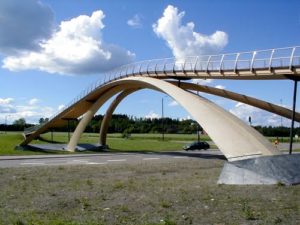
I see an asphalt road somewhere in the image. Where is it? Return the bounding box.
[0,150,225,168]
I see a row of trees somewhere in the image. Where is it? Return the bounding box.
[1,114,299,137]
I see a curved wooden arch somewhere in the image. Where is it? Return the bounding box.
[99,80,299,146]
[66,76,280,161]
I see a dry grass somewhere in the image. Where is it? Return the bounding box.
[0,158,299,225]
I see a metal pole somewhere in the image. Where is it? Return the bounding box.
[67,119,70,142]
[4,116,7,134]
[289,80,298,155]
[51,129,53,143]
[162,98,164,141]
[280,99,283,143]
[197,124,200,142]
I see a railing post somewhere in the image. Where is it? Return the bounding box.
[250,51,257,72]
[154,62,159,75]
[182,59,187,74]
[269,49,275,71]
[139,62,143,75]
[206,56,212,73]
[289,47,296,70]
[193,56,199,73]
[163,59,167,75]
[234,53,240,74]
[146,60,150,76]
[219,54,225,73]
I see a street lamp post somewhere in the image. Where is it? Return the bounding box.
[280,99,283,142]
[4,115,10,134]
[197,124,200,142]
[161,97,165,141]
[289,80,298,155]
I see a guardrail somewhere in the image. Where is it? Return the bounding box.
[24,46,300,134]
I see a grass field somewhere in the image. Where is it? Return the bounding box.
[0,131,299,156]
[0,158,299,225]
[0,132,212,155]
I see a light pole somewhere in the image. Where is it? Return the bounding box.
[161,97,165,141]
[280,99,283,142]
[4,115,10,134]
[197,123,200,142]
[289,79,298,155]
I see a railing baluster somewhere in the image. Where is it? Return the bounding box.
[250,51,256,72]
[206,56,212,73]
[289,47,296,70]
[219,54,225,73]
[234,53,240,73]
[269,49,275,71]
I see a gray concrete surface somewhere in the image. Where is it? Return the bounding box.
[218,154,300,185]
[0,150,225,168]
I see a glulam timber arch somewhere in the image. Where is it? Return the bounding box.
[64,77,280,161]
[98,80,300,146]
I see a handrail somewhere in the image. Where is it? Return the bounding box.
[24,46,300,134]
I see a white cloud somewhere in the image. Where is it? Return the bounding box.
[179,115,191,121]
[169,100,178,107]
[58,104,65,111]
[0,97,55,124]
[153,5,228,60]
[127,14,142,28]
[2,10,135,75]
[0,98,14,105]
[229,102,291,126]
[145,111,160,119]
[0,98,16,113]
[191,79,213,85]
[28,98,39,106]
[0,0,54,54]
[215,85,225,89]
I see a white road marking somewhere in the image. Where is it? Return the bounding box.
[107,159,127,162]
[143,157,160,160]
[87,162,107,165]
[173,156,188,159]
[20,162,45,165]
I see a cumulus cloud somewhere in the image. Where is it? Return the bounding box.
[0,98,16,113]
[169,100,178,107]
[58,104,65,111]
[153,5,228,60]
[127,14,142,28]
[0,97,57,124]
[28,98,39,106]
[215,85,225,89]
[0,98,14,105]
[2,9,135,75]
[229,102,291,126]
[0,0,54,54]
[191,79,213,85]
[145,111,160,119]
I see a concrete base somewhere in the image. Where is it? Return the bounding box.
[218,154,300,185]
[16,143,108,152]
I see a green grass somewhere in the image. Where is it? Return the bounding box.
[0,132,206,155]
[1,131,299,156]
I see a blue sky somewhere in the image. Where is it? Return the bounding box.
[0,0,300,126]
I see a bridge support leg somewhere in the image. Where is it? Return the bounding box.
[66,86,130,151]
[99,89,137,145]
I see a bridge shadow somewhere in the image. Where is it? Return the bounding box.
[109,148,227,160]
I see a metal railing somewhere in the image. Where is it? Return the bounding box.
[24,46,300,134]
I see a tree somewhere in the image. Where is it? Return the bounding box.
[13,118,26,130]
